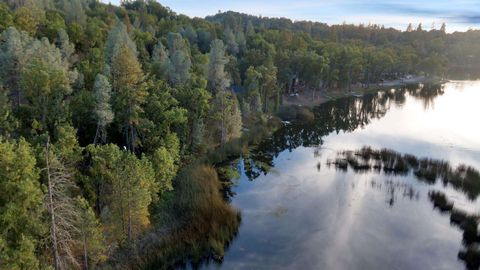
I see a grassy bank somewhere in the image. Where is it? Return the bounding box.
[108,117,282,269]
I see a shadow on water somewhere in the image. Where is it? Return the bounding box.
[243,83,446,181]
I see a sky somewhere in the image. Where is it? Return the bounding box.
[102,0,480,32]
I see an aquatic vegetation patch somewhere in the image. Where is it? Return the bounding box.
[428,190,480,269]
[328,147,480,200]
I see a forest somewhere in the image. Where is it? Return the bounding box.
[1,0,480,269]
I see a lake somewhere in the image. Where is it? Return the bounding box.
[200,81,480,270]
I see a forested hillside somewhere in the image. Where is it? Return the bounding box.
[0,0,480,269]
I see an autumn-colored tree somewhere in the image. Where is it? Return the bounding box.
[111,45,147,152]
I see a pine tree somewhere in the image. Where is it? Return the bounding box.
[246,20,255,36]
[257,58,278,113]
[207,39,230,94]
[167,32,188,53]
[0,27,33,108]
[105,22,137,65]
[406,23,413,32]
[111,45,147,152]
[151,145,177,195]
[440,22,446,33]
[417,23,423,32]
[207,90,242,144]
[93,74,113,144]
[205,39,242,144]
[167,33,191,86]
[75,197,105,270]
[57,29,75,65]
[88,144,156,245]
[111,152,155,244]
[235,30,247,54]
[21,37,75,132]
[151,41,170,80]
[175,77,211,151]
[0,138,44,269]
[0,87,18,137]
[141,79,187,153]
[243,66,263,116]
[223,26,239,55]
[60,0,87,27]
[182,25,198,45]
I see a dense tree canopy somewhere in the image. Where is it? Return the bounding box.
[0,0,479,269]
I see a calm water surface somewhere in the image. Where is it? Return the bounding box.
[204,81,480,270]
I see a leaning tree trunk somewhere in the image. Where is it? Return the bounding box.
[45,139,61,270]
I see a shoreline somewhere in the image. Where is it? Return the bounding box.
[282,76,448,107]
[116,77,449,269]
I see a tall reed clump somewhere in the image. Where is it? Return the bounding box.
[110,164,240,269]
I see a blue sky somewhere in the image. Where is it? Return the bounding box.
[102,0,480,32]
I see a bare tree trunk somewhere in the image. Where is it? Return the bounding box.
[46,139,61,270]
[93,124,100,145]
[83,229,89,270]
[128,199,132,242]
[220,91,226,144]
[42,96,48,128]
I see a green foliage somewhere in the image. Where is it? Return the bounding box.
[14,5,44,35]
[141,79,187,152]
[60,0,87,27]
[175,78,212,151]
[207,39,230,93]
[0,1,479,268]
[40,10,65,41]
[0,27,34,106]
[223,26,239,55]
[0,138,44,270]
[167,33,191,86]
[93,74,113,128]
[75,197,107,269]
[105,21,137,65]
[0,88,18,137]
[242,66,262,117]
[93,74,113,144]
[207,90,242,145]
[151,40,170,80]
[151,146,178,195]
[69,89,96,145]
[111,45,147,151]
[20,37,73,132]
[0,3,14,33]
[87,144,156,245]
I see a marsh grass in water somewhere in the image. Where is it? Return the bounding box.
[329,147,480,200]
